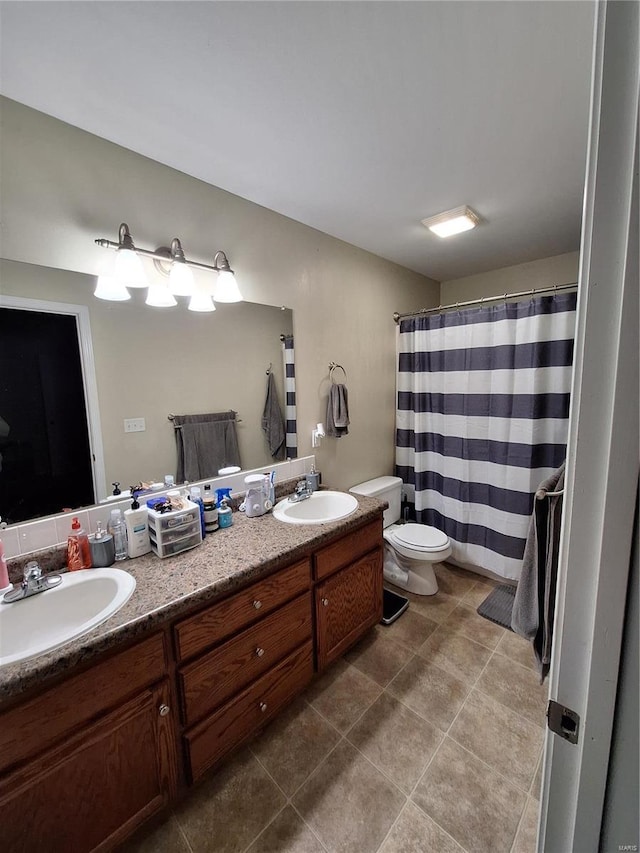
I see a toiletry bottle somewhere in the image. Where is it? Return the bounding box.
[124,494,151,558]
[108,509,128,561]
[190,486,206,537]
[90,521,116,567]
[307,463,320,492]
[0,538,12,594]
[67,517,92,570]
[203,484,218,533]
[218,497,233,528]
[215,487,233,508]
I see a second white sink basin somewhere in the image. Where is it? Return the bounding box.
[272,490,359,525]
[0,568,136,668]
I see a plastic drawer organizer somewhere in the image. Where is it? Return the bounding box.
[147,499,203,558]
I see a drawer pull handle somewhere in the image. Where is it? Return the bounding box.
[322,597,329,607]
[256,647,265,657]
[253,600,262,610]
[259,701,268,713]
[158,704,170,717]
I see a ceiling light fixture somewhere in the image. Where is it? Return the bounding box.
[421,205,480,238]
[94,223,242,308]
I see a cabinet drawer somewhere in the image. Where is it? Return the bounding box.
[179,592,312,726]
[185,641,313,782]
[0,633,167,773]
[174,558,311,662]
[314,519,382,582]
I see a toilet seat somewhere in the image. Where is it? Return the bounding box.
[385,523,449,555]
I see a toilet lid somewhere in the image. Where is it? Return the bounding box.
[391,523,449,552]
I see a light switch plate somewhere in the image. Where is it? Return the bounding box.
[124,417,146,433]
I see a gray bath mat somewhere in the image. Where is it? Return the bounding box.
[477,584,516,631]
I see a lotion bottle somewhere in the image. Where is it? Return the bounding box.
[67,517,92,570]
[218,497,233,528]
[124,495,151,558]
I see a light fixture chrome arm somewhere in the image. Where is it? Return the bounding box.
[95,224,235,276]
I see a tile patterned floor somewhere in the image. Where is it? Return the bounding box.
[121,565,547,853]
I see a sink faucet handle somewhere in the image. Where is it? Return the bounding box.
[23,561,42,584]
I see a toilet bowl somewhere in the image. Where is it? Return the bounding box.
[349,476,451,597]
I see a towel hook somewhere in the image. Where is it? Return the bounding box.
[266,362,272,375]
[329,362,347,383]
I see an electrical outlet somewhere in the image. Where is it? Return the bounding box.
[124,417,146,433]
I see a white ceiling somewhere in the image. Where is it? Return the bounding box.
[0,1,595,282]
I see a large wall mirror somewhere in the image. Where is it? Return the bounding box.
[0,258,294,525]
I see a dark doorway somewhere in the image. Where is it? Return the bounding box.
[0,307,95,523]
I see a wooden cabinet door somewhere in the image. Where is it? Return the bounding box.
[315,547,383,672]
[0,680,178,853]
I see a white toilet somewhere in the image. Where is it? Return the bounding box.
[350,476,451,596]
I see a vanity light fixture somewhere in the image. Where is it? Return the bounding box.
[421,205,480,238]
[94,223,242,308]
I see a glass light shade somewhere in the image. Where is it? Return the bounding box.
[145,281,177,308]
[94,275,131,301]
[213,269,243,303]
[421,205,479,238]
[168,261,195,296]
[114,248,148,287]
[188,284,216,313]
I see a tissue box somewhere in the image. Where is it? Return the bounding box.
[147,499,203,558]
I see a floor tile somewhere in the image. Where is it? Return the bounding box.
[305,660,382,732]
[449,689,545,791]
[412,737,526,853]
[531,751,544,800]
[387,655,470,732]
[378,801,464,853]
[496,629,539,672]
[417,625,493,684]
[251,697,341,796]
[399,588,460,624]
[344,631,414,687]
[175,748,286,853]
[477,655,548,728]
[347,692,442,794]
[246,806,325,853]
[443,603,506,650]
[374,607,438,651]
[119,812,190,853]
[461,580,499,610]
[434,563,478,599]
[512,797,540,853]
[293,740,406,853]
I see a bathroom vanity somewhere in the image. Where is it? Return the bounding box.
[0,496,383,852]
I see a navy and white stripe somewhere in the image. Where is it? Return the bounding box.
[395,293,576,579]
[281,334,297,459]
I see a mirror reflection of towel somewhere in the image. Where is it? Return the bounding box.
[261,372,286,459]
[174,412,240,482]
[326,384,349,438]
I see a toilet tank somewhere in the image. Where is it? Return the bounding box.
[349,476,403,528]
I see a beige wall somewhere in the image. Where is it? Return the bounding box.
[441,251,579,303]
[0,97,439,491]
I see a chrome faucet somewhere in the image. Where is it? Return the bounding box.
[289,479,313,503]
[2,561,63,604]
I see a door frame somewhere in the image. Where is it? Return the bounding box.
[539,1,639,850]
[0,294,107,506]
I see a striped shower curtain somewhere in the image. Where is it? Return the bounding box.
[395,293,577,580]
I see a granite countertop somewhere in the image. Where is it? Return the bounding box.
[0,493,384,705]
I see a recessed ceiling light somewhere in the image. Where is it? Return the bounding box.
[421,205,480,238]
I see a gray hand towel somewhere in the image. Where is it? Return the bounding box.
[176,416,241,482]
[512,461,566,682]
[261,371,286,459]
[326,383,349,438]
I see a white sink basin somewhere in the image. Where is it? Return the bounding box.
[272,490,359,525]
[0,568,136,667]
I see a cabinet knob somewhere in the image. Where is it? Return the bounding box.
[253,600,262,610]
[322,597,329,607]
[158,704,170,717]
[256,647,265,657]
[259,701,268,713]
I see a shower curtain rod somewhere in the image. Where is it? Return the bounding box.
[393,282,578,324]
